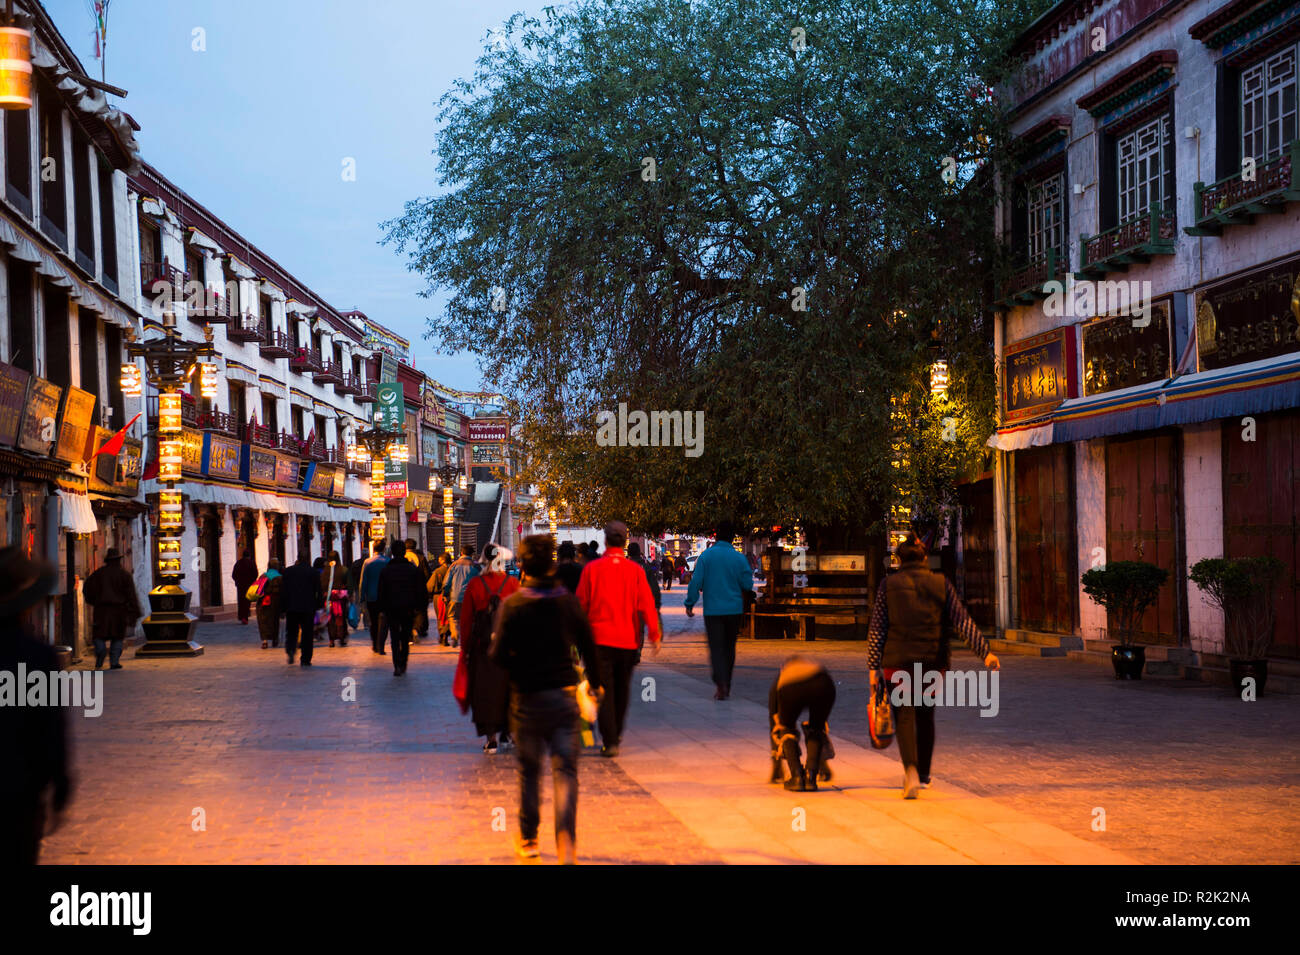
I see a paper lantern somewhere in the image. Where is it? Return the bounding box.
[158,490,184,530]
[0,26,32,111]
[930,360,949,397]
[159,438,183,482]
[199,362,218,399]
[120,363,142,398]
[158,393,183,435]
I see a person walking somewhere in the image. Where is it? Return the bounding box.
[82,548,142,670]
[867,532,999,799]
[767,655,837,792]
[576,541,589,566]
[320,550,349,648]
[660,553,675,591]
[575,521,661,757]
[359,540,391,654]
[281,552,323,667]
[456,543,521,753]
[427,551,453,645]
[252,558,283,649]
[554,540,583,593]
[442,544,480,649]
[231,549,259,625]
[489,534,602,864]
[377,539,425,676]
[626,542,662,652]
[0,548,70,864]
[347,549,367,631]
[404,537,432,643]
[683,521,754,700]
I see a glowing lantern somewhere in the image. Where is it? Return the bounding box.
[930,360,949,398]
[157,535,183,576]
[158,393,183,435]
[158,438,183,482]
[199,362,218,399]
[0,24,32,111]
[158,491,184,531]
[120,363,142,398]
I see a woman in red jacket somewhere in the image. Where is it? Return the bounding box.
[457,544,521,754]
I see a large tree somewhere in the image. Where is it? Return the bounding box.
[385,0,1048,541]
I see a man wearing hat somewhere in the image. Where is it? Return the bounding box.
[82,547,143,670]
[0,546,71,863]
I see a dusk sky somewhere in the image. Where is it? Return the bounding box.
[45,0,545,391]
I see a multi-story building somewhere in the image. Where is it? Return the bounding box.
[0,0,145,647]
[987,0,1300,676]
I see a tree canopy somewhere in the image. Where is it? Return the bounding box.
[384,0,1052,539]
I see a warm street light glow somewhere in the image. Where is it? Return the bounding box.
[931,360,949,397]
[158,490,184,530]
[199,362,218,399]
[158,438,183,482]
[120,363,142,398]
[158,393,183,435]
[387,442,409,463]
[0,25,32,110]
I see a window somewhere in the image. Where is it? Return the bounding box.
[72,132,94,271]
[1241,45,1297,164]
[1117,114,1172,222]
[291,406,306,439]
[6,259,35,372]
[261,293,275,330]
[98,162,118,292]
[5,107,31,213]
[38,84,66,242]
[104,324,123,428]
[228,382,246,424]
[184,246,204,292]
[313,413,327,444]
[312,330,323,359]
[261,394,278,433]
[1026,172,1064,261]
[78,311,100,416]
[138,218,161,268]
[44,287,70,387]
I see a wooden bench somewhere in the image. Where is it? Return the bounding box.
[748,549,875,640]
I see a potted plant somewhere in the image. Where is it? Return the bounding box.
[1081,561,1169,679]
[1188,556,1285,695]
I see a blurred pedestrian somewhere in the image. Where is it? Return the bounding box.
[576,541,589,566]
[442,544,480,649]
[490,534,602,863]
[554,540,582,593]
[347,549,367,625]
[457,543,520,753]
[320,550,349,648]
[768,656,836,792]
[360,540,391,653]
[660,553,675,591]
[588,540,600,562]
[684,521,754,700]
[867,532,999,798]
[282,552,323,667]
[575,521,661,757]
[427,551,453,645]
[378,539,425,676]
[253,558,283,649]
[231,549,258,625]
[626,542,662,653]
[0,548,70,864]
[82,548,142,670]
[405,537,431,643]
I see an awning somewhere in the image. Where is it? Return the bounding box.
[986,420,1054,451]
[188,228,223,254]
[58,490,99,534]
[286,300,317,317]
[1051,379,1167,443]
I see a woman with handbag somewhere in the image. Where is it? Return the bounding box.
[320,551,350,648]
[252,558,283,650]
[488,534,603,864]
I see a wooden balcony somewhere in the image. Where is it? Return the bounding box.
[259,328,294,359]
[355,381,377,404]
[226,313,265,344]
[186,290,229,325]
[997,247,1066,307]
[323,446,347,467]
[196,410,240,437]
[335,371,361,396]
[1185,141,1300,236]
[313,360,344,386]
[1077,206,1176,278]
[289,347,322,374]
[302,438,328,461]
[140,258,184,301]
[240,422,276,449]
[273,431,304,456]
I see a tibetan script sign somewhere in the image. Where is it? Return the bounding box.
[18,376,61,454]
[0,361,29,447]
[54,387,95,463]
[203,433,243,480]
[1082,300,1172,396]
[1195,256,1300,372]
[1003,327,1076,423]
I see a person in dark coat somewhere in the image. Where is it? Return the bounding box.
[489,534,603,864]
[404,538,432,643]
[458,543,520,753]
[281,552,323,667]
[576,541,589,566]
[347,551,367,627]
[0,547,70,865]
[377,539,425,676]
[768,656,836,792]
[626,542,662,654]
[427,551,453,644]
[82,548,142,670]
[660,553,675,590]
[554,540,583,594]
[320,550,349,648]
[866,532,999,798]
[254,558,283,649]
[231,550,259,625]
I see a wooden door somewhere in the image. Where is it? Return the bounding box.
[958,478,996,628]
[1015,444,1078,634]
[1223,412,1300,658]
[1105,433,1183,645]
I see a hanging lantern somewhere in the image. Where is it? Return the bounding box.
[120,362,142,398]
[158,490,184,531]
[158,393,183,435]
[458,473,467,491]
[158,439,183,482]
[930,360,949,398]
[387,442,409,463]
[369,513,386,541]
[0,22,32,110]
[199,362,218,399]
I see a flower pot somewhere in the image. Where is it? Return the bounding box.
[1111,644,1145,680]
[1229,659,1268,696]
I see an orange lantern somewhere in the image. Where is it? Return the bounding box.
[0,24,32,111]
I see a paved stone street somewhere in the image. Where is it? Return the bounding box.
[40,588,1299,864]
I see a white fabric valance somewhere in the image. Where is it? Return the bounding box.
[58,491,99,534]
[139,197,167,219]
[188,229,223,254]
[224,362,259,386]
[986,422,1054,451]
[286,300,317,317]
[227,255,257,280]
[260,279,285,300]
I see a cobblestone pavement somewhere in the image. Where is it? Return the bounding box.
[653,590,1300,864]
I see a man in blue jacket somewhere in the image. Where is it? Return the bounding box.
[684,521,755,700]
[441,544,480,649]
[359,539,391,654]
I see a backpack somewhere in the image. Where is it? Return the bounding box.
[470,575,509,650]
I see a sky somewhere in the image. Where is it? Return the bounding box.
[44,0,549,391]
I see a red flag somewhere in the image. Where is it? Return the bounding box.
[93,411,142,459]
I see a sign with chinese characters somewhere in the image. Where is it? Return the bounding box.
[54,387,95,463]
[1195,256,1300,372]
[467,419,509,442]
[246,446,278,487]
[1082,300,1172,396]
[203,433,243,480]
[442,410,462,436]
[376,382,407,498]
[472,444,504,465]
[1003,327,1076,423]
[18,376,61,454]
[0,360,29,447]
[422,385,444,428]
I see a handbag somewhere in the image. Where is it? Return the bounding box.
[246,579,263,602]
[452,647,470,714]
[347,601,361,628]
[868,670,895,749]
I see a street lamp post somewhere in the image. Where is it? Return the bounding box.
[124,315,216,657]
[346,423,407,548]
[432,462,465,556]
